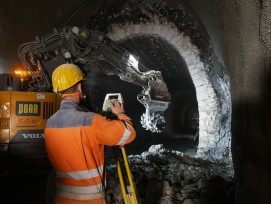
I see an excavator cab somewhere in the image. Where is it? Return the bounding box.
[0,72,60,173]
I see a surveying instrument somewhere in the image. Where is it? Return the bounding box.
[103,93,140,204]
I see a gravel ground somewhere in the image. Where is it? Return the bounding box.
[105,144,234,204]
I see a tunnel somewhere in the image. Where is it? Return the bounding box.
[0,1,232,162]
[104,13,231,162]
[79,6,232,163]
[1,0,271,203]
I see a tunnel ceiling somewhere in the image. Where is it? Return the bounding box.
[0,0,211,72]
[0,0,126,71]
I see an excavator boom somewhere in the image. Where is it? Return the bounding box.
[18,26,171,132]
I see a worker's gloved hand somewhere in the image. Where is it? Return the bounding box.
[109,100,125,116]
[100,100,125,120]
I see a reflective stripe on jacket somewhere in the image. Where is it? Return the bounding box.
[44,100,136,197]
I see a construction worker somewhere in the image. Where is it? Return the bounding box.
[44,63,136,204]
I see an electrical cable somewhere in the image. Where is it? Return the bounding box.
[59,0,91,29]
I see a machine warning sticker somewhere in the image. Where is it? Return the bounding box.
[37,93,45,99]
[16,101,41,116]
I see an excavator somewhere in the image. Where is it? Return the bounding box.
[0,26,171,202]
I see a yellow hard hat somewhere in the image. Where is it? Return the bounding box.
[52,64,85,93]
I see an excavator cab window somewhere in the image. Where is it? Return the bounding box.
[0,73,40,92]
[0,74,20,91]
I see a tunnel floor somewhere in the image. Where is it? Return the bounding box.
[1,136,234,204]
[125,132,198,158]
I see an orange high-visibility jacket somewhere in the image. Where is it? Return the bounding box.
[44,100,136,204]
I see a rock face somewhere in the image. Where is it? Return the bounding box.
[105,145,234,204]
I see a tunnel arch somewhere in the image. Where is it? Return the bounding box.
[105,22,231,163]
[84,0,232,163]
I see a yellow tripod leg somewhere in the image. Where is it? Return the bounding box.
[116,156,130,204]
[120,147,138,204]
[114,146,139,204]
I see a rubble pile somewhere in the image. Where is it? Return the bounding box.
[105,145,235,204]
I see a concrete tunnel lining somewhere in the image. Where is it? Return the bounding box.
[106,22,231,162]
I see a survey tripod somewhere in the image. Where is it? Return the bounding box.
[114,146,140,204]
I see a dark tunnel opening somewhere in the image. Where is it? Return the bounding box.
[118,34,199,136]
